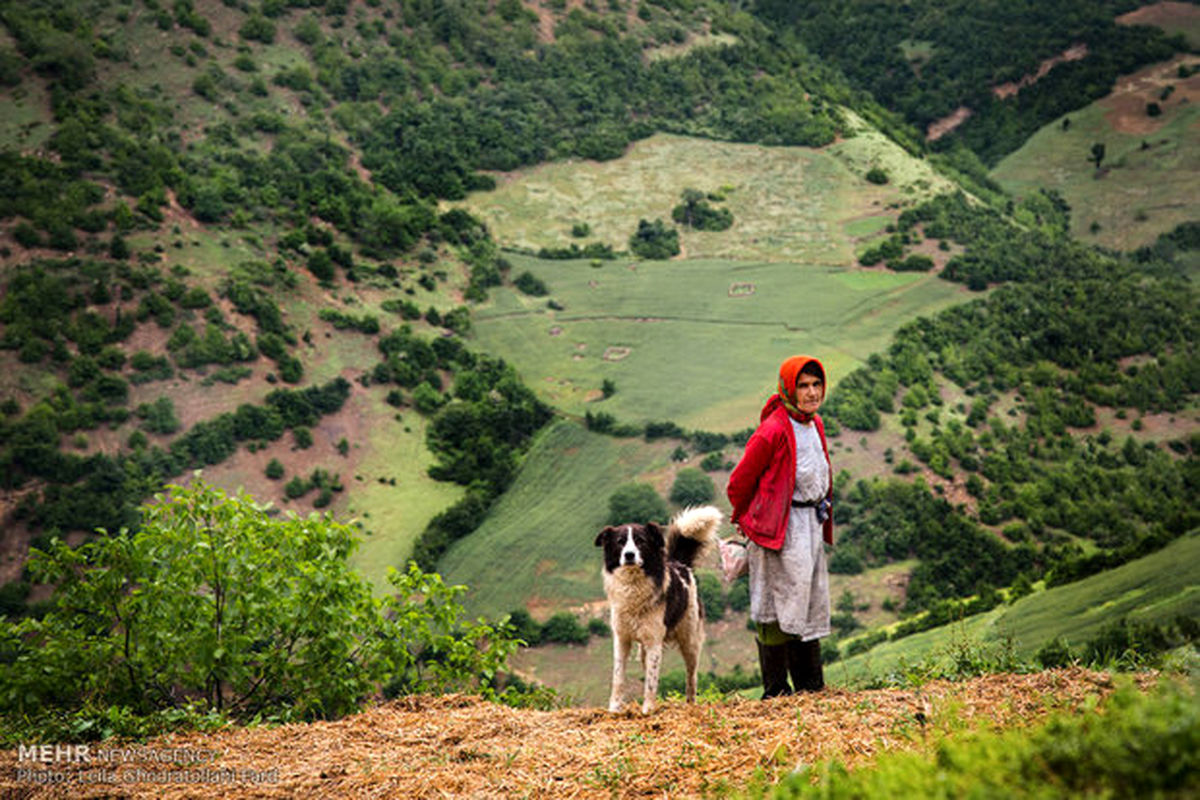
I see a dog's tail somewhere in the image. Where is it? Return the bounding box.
[667,505,723,568]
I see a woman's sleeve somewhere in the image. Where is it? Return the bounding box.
[726,428,772,523]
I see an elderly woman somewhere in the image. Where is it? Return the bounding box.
[726,355,833,697]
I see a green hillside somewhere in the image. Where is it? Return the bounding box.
[832,532,1200,686]
[456,124,956,263]
[470,251,966,428]
[0,0,1196,744]
[993,54,1200,250]
[439,419,677,615]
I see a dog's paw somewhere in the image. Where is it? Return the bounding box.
[607,701,623,713]
[640,702,655,715]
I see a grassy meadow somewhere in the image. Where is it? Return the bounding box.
[831,532,1200,686]
[473,253,968,429]
[456,129,956,264]
[439,419,684,617]
[439,124,980,685]
[992,54,1200,250]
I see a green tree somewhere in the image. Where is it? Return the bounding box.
[1090,142,1106,169]
[239,14,276,44]
[628,219,680,260]
[540,612,589,644]
[606,483,669,525]
[669,467,715,506]
[0,481,518,727]
[696,572,725,620]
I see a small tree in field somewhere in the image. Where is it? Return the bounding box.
[606,483,669,525]
[1089,142,1106,169]
[0,479,518,731]
[670,467,715,506]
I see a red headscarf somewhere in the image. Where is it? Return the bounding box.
[777,355,826,424]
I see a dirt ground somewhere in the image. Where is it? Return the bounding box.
[0,669,1148,799]
[1098,53,1200,135]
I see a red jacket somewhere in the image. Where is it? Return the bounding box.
[726,395,833,549]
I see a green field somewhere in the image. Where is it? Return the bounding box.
[992,55,1200,250]
[439,419,683,617]
[831,532,1200,686]
[472,253,968,429]
[456,129,956,265]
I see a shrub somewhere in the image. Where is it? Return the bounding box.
[587,617,610,638]
[696,572,724,620]
[412,381,446,414]
[865,166,890,185]
[772,683,1199,799]
[891,254,935,272]
[514,271,548,296]
[239,14,276,44]
[0,481,518,732]
[829,548,865,574]
[540,612,589,645]
[628,219,680,259]
[293,426,313,449]
[507,609,543,646]
[670,467,715,506]
[606,483,669,525]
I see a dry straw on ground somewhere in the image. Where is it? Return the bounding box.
[1,668,1141,799]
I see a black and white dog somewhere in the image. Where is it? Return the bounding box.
[594,505,722,714]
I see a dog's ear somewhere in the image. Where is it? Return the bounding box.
[644,521,665,548]
[594,526,617,547]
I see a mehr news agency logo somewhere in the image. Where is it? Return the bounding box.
[15,743,279,786]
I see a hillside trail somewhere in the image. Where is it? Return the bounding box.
[0,668,1144,799]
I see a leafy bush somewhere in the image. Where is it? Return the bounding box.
[670,467,715,506]
[0,481,518,737]
[697,572,725,621]
[628,219,680,260]
[239,14,276,44]
[607,483,669,525]
[671,189,734,231]
[514,271,548,296]
[540,612,589,645]
[536,242,615,260]
[506,609,543,646]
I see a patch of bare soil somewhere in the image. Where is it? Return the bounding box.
[926,44,1088,141]
[0,669,1147,799]
[1097,53,1200,135]
[925,106,972,142]
[187,370,370,515]
[993,44,1089,100]
[529,0,594,44]
[1118,2,1200,45]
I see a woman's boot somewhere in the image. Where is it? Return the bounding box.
[786,639,825,693]
[756,640,792,698]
